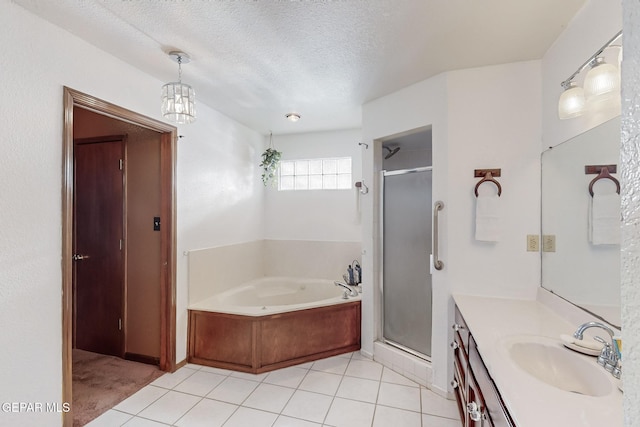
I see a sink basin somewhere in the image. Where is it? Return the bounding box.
[502,335,612,397]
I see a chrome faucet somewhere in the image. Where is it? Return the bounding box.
[334,281,358,298]
[573,321,621,379]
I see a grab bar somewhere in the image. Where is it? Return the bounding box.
[433,201,445,271]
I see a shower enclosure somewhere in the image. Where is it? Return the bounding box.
[382,167,433,359]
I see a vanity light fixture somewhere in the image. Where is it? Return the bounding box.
[558,81,586,120]
[161,51,196,124]
[558,30,622,120]
[285,113,301,122]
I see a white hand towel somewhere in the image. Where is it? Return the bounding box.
[590,193,621,245]
[475,194,501,242]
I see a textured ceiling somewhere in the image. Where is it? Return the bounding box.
[15,0,585,134]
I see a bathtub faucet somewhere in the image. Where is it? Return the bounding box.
[334,281,358,298]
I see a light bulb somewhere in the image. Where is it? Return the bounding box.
[558,82,585,119]
[583,57,620,104]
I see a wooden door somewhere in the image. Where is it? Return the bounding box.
[73,136,125,357]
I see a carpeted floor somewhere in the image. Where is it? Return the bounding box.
[72,349,164,426]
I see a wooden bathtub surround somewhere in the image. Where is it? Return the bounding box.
[188,301,361,373]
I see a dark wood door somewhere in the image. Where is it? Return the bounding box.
[73,136,125,357]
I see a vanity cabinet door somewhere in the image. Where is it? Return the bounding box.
[469,336,515,427]
[467,369,493,427]
[452,306,470,425]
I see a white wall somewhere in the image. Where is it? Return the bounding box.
[446,61,542,299]
[264,128,362,242]
[0,2,263,425]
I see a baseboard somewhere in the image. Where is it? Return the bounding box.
[124,352,160,366]
[175,358,187,370]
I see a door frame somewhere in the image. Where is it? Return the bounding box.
[61,87,177,426]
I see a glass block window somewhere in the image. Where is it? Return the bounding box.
[279,157,352,191]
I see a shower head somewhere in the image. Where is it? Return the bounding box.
[383,145,400,159]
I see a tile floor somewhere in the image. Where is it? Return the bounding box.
[87,351,460,427]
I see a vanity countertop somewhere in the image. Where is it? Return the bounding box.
[453,294,622,427]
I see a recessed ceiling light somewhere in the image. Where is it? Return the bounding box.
[285,113,301,122]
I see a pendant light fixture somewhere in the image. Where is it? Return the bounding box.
[557,31,622,120]
[161,51,196,124]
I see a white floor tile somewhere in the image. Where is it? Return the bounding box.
[422,413,462,427]
[150,367,197,389]
[122,417,170,427]
[298,370,343,396]
[281,390,333,424]
[222,407,278,427]
[264,366,308,388]
[421,388,459,419]
[114,385,168,415]
[184,363,202,370]
[372,405,421,427]
[174,398,237,427]
[310,356,350,375]
[296,361,315,369]
[136,390,201,424]
[324,397,375,427]
[273,415,322,426]
[345,359,383,381]
[199,365,234,375]
[381,367,419,387]
[377,382,421,412]
[173,370,227,396]
[229,370,269,382]
[242,382,295,413]
[85,409,133,426]
[206,376,259,405]
[350,351,370,361]
[335,376,380,404]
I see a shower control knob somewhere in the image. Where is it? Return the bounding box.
[450,341,459,350]
[452,323,465,332]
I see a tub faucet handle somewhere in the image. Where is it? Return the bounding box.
[334,281,358,297]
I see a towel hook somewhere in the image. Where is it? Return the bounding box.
[474,169,502,197]
[586,165,620,197]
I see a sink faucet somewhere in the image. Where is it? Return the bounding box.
[334,281,358,298]
[573,321,621,378]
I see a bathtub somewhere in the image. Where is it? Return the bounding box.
[188,277,361,373]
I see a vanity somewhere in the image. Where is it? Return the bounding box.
[451,293,622,427]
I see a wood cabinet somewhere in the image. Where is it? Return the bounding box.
[452,305,515,427]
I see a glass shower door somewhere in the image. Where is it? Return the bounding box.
[382,167,433,359]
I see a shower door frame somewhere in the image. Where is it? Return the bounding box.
[379,165,433,362]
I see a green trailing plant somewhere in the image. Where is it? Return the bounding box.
[260,132,282,186]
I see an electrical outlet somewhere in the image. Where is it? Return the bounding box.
[526,235,539,252]
[542,235,556,252]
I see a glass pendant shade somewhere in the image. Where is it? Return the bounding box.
[583,57,620,105]
[558,82,585,119]
[161,82,196,124]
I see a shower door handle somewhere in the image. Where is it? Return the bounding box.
[433,201,444,270]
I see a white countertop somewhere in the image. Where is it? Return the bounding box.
[453,294,622,427]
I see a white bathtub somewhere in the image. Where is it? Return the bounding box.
[188,276,361,316]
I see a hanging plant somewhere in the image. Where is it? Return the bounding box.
[260,132,282,186]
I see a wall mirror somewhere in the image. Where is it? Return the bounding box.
[541,116,621,328]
